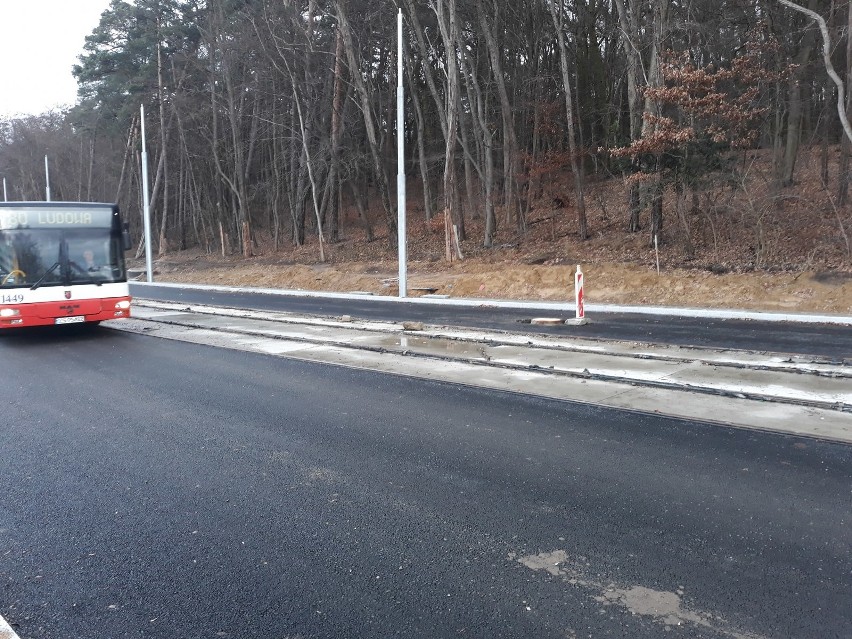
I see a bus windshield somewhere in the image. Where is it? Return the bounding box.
[0,228,127,288]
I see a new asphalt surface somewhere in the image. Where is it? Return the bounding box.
[0,324,849,638]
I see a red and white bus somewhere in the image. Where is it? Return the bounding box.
[0,202,132,329]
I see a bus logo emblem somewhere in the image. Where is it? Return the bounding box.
[65,291,72,299]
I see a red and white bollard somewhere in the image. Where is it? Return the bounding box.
[532,264,588,327]
[575,265,584,320]
[565,264,588,325]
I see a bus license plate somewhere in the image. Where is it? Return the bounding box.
[55,316,85,325]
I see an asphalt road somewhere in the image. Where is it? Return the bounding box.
[1,325,850,638]
[130,283,852,360]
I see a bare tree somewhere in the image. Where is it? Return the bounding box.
[435,0,463,260]
[613,0,645,232]
[478,0,521,229]
[334,0,397,242]
[839,1,852,204]
[778,0,852,146]
[545,0,588,240]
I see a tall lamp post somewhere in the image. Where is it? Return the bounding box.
[44,156,51,202]
[397,8,407,298]
[140,104,154,283]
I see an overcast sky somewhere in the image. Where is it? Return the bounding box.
[0,0,112,118]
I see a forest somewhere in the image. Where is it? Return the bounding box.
[0,0,850,270]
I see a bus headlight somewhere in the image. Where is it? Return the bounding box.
[0,308,20,317]
[114,300,131,310]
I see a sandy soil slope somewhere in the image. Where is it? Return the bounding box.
[135,251,852,316]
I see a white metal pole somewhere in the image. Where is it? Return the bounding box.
[397,8,407,298]
[654,233,660,275]
[2,178,6,202]
[44,156,51,202]
[140,104,154,283]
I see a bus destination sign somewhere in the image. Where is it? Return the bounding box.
[0,207,115,230]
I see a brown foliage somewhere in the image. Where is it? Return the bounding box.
[612,30,790,161]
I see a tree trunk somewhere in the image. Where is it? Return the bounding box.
[335,0,396,242]
[478,0,520,228]
[437,0,462,261]
[207,3,252,257]
[840,1,852,204]
[402,0,447,141]
[781,0,819,187]
[546,0,588,240]
[156,37,170,256]
[614,0,645,233]
[406,56,434,220]
[459,31,496,247]
[325,27,346,243]
[645,0,669,246]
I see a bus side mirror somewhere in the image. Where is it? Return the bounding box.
[122,222,132,251]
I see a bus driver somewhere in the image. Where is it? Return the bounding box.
[82,249,99,272]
